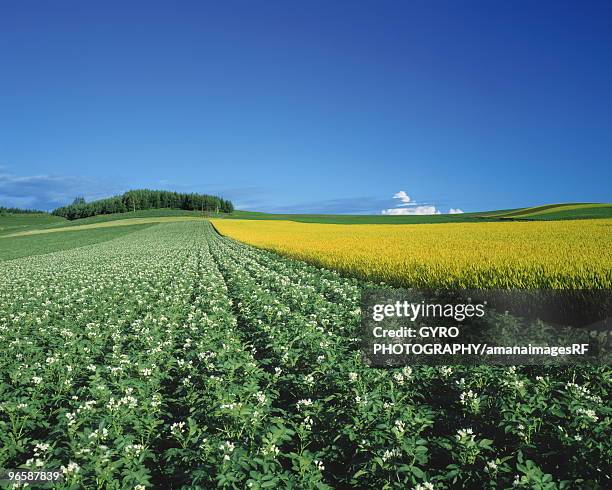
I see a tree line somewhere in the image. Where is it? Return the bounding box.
[52,189,234,220]
[0,206,45,214]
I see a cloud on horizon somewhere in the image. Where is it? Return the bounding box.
[381,205,441,215]
[0,169,124,211]
[381,190,464,215]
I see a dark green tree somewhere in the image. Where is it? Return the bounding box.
[52,189,234,220]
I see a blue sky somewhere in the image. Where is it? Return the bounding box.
[1,0,611,214]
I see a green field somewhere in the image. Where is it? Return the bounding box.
[3,216,215,239]
[45,208,221,227]
[205,203,612,224]
[0,212,66,235]
[223,209,494,224]
[483,203,612,221]
[0,224,154,261]
[0,209,230,237]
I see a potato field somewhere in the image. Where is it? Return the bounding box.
[0,222,610,489]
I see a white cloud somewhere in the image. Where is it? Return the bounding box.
[382,190,465,216]
[381,205,441,215]
[392,190,412,205]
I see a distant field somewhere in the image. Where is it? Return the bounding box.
[217,204,612,224]
[44,208,218,227]
[212,218,612,289]
[0,224,154,261]
[1,202,610,239]
[224,209,502,224]
[0,212,66,235]
[483,203,612,221]
[2,215,210,237]
[0,209,217,236]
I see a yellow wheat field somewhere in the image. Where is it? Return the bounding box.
[211,218,612,289]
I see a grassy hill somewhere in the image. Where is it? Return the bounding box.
[0,212,66,236]
[0,224,154,261]
[43,208,216,227]
[0,210,215,259]
[0,209,217,236]
[482,203,612,221]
